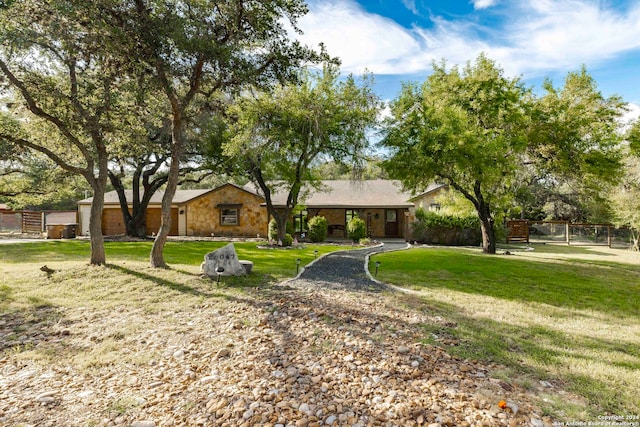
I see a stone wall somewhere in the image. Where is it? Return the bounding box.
[185,185,267,238]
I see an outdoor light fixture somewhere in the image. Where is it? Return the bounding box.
[296,258,301,274]
[215,266,225,284]
[375,261,381,277]
[314,250,318,259]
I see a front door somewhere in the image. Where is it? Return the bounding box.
[385,209,399,236]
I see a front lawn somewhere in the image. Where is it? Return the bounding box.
[0,239,343,313]
[369,244,640,419]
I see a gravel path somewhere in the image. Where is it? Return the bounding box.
[289,242,408,292]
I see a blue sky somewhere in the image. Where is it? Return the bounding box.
[294,0,640,121]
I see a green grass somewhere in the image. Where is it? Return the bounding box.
[0,239,339,269]
[0,240,343,312]
[370,245,640,418]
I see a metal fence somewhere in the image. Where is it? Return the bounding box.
[508,220,634,249]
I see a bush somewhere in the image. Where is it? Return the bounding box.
[282,233,293,247]
[269,218,294,242]
[268,218,278,241]
[412,208,481,246]
[359,237,372,246]
[347,217,367,242]
[307,216,328,243]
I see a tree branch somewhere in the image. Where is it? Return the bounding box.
[0,58,93,161]
[0,132,87,176]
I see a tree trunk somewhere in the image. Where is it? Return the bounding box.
[126,214,147,238]
[276,211,289,244]
[88,154,109,265]
[150,120,183,267]
[478,206,496,254]
[88,184,107,265]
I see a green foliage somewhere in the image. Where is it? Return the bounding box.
[282,233,294,247]
[382,55,625,252]
[307,215,328,243]
[269,218,293,242]
[610,153,640,250]
[268,218,278,241]
[382,54,529,253]
[226,65,380,242]
[412,209,481,246]
[346,217,367,242]
[433,189,476,217]
[415,208,479,229]
[629,119,640,156]
[359,237,372,245]
[522,67,625,223]
[530,67,624,184]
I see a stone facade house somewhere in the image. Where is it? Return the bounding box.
[77,181,446,240]
[77,183,266,238]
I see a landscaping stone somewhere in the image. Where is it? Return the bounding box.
[200,243,246,276]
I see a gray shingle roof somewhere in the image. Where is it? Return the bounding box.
[78,189,212,205]
[78,180,442,209]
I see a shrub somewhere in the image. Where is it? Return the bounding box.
[359,237,372,246]
[268,218,278,241]
[282,233,293,247]
[412,208,481,246]
[307,216,328,243]
[269,218,294,242]
[347,217,367,243]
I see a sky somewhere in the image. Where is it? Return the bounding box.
[292,0,640,122]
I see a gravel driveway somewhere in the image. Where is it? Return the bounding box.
[289,242,408,292]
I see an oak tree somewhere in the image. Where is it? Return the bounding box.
[226,65,381,243]
[382,55,530,253]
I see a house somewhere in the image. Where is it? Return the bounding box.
[77,183,266,237]
[77,181,446,240]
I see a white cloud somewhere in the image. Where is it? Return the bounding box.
[622,103,640,128]
[298,0,640,81]
[297,1,421,74]
[501,0,640,76]
[402,0,418,15]
[472,0,499,10]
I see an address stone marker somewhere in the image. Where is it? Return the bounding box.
[201,243,246,277]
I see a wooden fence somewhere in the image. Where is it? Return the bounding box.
[21,211,45,233]
[0,210,77,234]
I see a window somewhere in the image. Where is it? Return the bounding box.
[385,209,397,223]
[346,209,358,224]
[221,208,239,226]
[294,209,308,233]
[429,203,441,212]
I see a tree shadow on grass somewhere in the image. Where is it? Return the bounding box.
[106,264,231,300]
[0,303,67,355]
[374,249,640,317]
[404,293,640,416]
[516,243,618,257]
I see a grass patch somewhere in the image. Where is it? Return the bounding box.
[370,245,640,417]
[0,239,347,371]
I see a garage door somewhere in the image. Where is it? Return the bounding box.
[102,208,126,236]
[146,208,179,236]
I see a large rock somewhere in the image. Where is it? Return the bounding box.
[201,243,246,277]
